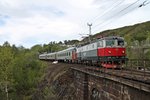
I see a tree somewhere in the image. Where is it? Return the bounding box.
[0,43,14,100]
[3,41,11,47]
[31,44,43,54]
[58,41,63,45]
[64,40,68,45]
[12,50,47,99]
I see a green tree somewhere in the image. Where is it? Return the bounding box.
[0,42,14,100]
[12,48,47,99]
[31,44,43,53]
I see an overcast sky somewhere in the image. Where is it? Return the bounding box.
[0,0,150,48]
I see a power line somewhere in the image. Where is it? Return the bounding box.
[92,0,150,34]
[82,0,125,34]
[80,0,125,35]
[92,5,138,34]
[93,0,141,30]
[79,0,150,40]
[94,0,140,28]
[89,0,125,23]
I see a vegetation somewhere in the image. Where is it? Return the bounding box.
[0,40,78,100]
[0,42,45,99]
[0,40,76,99]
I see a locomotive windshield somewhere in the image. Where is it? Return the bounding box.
[105,38,124,47]
[106,40,115,47]
[118,39,124,46]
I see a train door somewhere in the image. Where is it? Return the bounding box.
[72,49,77,62]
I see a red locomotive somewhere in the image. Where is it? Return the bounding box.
[76,36,126,68]
[97,37,126,68]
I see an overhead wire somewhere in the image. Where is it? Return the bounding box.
[89,0,125,23]
[92,0,150,34]
[93,0,143,33]
[81,0,125,36]
[92,5,139,34]
[79,0,150,40]
[92,0,141,31]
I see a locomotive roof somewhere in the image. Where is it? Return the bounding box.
[99,36,124,40]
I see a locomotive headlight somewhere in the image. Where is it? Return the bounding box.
[122,51,125,54]
[108,51,111,54]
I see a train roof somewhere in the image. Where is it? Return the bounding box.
[39,53,47,56]
[47,52,57,55]
[99,36,124,40]
[57,47,76,54]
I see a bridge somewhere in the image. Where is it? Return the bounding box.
[71,64,150,100]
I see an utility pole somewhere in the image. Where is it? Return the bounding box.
[87,23,92,43]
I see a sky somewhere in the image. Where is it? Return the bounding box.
[0,0,150,48]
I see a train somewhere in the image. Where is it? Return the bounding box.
[39,36,127,68]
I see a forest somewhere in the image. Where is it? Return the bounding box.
[0,41,67,99]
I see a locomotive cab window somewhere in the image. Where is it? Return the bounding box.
[118,39,124,46]
[106,40,116,47]
[98,40,103,47]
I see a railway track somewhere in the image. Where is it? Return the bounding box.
[46,61,150,84]
[73,65,150,85]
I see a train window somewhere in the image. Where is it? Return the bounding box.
[118,40,124,46]
[92,44,94,48]
[98,41,103,47]
[106,40,115,47]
